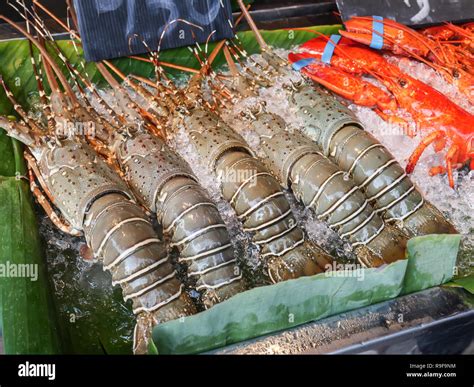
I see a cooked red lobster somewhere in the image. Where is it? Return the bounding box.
[289,31,473,189]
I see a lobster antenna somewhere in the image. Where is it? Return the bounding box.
[128,55,200,74]
[18,1,125,130]
[126,33,185,112]
[34,0,170,123]
[368,27,452,75]
[103,59,170,121]
[34,0,178,124]
[36,1,162,120]
[125,3,250,75]
[222,4,268,73]
[34,0,200,77]
[128,32,168,84]
[17,1,84,91]
[374,31,449,79]
[14,3,92,104]
[202,29,217,69]
[349,16,446,64]
[218,1,274,81]
[13,0,51,119]
[0,77,44,135]
[33,0,79,39]
[156,19,204,75]
[30,4,126,145]
[227,36,271,80]
[65,0,79,31]
[0,15,79,106]
[7,2,82,104]
[225,39,263,80]
[32,0,168,138]
[193,30,235,106]
[237,0,268,50]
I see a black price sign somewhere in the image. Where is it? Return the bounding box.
[336,0,474,26]
[73,0,235,62]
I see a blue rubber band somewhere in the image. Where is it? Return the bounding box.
[321,34,341,64]
[370,15,384,50]
[292,57,316,71]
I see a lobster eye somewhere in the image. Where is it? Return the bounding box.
[398,79,407,87]
[452,70,460,79]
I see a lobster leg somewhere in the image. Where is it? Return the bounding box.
[24,151,56,205]
[445,144,460,189]
[406,130,445,174]
[26,154,81,236]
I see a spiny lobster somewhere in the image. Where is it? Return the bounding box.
[238,104,408,268]
[0,15,196,354]
[15,2,247,309]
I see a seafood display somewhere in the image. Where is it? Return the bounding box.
[0,0,470,356]
[178,104,334,281]
[26,1,249,300]
[42,5,335,283]
[0,17,196,354]
[217,3,458,240]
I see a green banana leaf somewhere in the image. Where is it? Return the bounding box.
[151,234,461,354]
[0,129,61,354]
[444,276,474,294]
[401,234,461,295]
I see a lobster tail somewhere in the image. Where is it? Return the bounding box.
[401,201,458,236]
[290,85,457,237]
[183,108,333,282]
[216,150,330,282]
[250,111,406,267]
[83,193,194,315]
[355,224,407,265]
[117,132,246,307]
[157,176,246,307]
